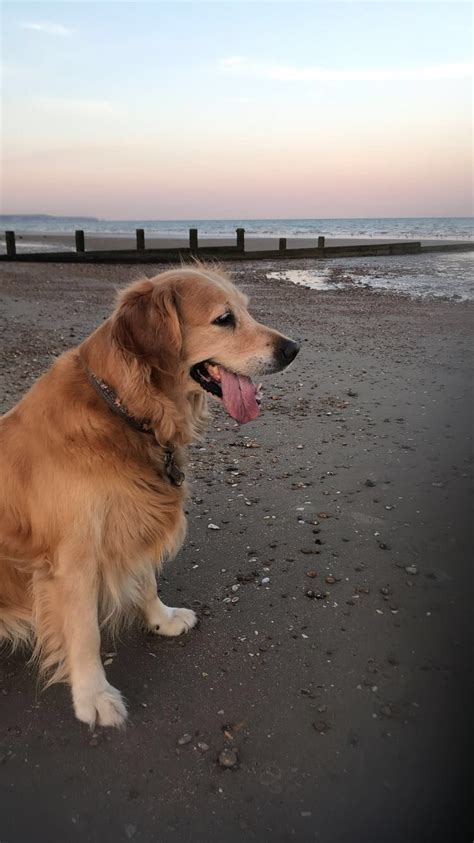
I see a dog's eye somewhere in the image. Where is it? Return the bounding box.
[212,311,235,327]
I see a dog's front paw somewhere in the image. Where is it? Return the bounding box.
[151,607,197,637]
[73,682,127,729]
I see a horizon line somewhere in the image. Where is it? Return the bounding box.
[1,213,473,222]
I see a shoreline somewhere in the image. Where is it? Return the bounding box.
[1,232,472,253]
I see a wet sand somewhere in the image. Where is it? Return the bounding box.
[0,260,472,842]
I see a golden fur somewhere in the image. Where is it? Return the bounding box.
[0,264,297,727]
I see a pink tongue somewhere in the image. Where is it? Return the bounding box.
[219,367,260,424]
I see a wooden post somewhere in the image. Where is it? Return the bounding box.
[75,230,85,252]
[189,228,198,251]
[318,236,325,249]
[136,228,145,251]
[236,228,245,252]
[279,237,287,252]
[5,231,16,257]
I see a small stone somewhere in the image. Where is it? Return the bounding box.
[300,688,315,698]
[218,748,238,768]
[197,742,210,752]
[306,570,317,578]
[177,733,193,746]
[405,565,418,575]
[208,523,220,530]
[365,479,376,487]
[325,576,336,585]
[307,589,326,600]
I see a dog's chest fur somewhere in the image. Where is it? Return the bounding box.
[96,448,188,567]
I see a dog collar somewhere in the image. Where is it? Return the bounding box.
[86,368,154,435]
[82,362,185,487]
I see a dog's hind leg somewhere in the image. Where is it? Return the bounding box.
[33,559,127,728]
[139,566,197,637]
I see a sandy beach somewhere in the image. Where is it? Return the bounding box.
[0,260,472,842]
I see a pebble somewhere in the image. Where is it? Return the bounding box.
[306,589,327,600]
[208,523,220,530]
[197,742,210,752]
[405,565,418,575]
[177,733,193,746]
[306,570,317,578]
[218,748,238,768]
[325,576,336,585]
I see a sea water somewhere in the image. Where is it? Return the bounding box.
[1,215,472,241]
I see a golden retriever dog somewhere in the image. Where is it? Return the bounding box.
[0,264,299,727]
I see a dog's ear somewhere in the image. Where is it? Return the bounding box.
[112,279,182,370]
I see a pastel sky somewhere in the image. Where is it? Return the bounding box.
[1,1,472,219]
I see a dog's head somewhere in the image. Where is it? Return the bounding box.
[112,265,299,424]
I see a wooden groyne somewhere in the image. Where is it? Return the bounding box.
[1,228,472,264]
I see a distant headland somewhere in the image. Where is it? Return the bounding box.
[0,214,100,223]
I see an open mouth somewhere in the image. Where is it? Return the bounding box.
[190,361,262,425]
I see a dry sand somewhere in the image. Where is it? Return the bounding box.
[0,259,472,842]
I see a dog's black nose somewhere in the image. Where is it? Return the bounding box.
[278,337,300,364]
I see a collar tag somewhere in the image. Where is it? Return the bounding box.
[164,450,185,487]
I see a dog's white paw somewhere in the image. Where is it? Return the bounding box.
[151,607,197,637]
[73,682,127,729]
